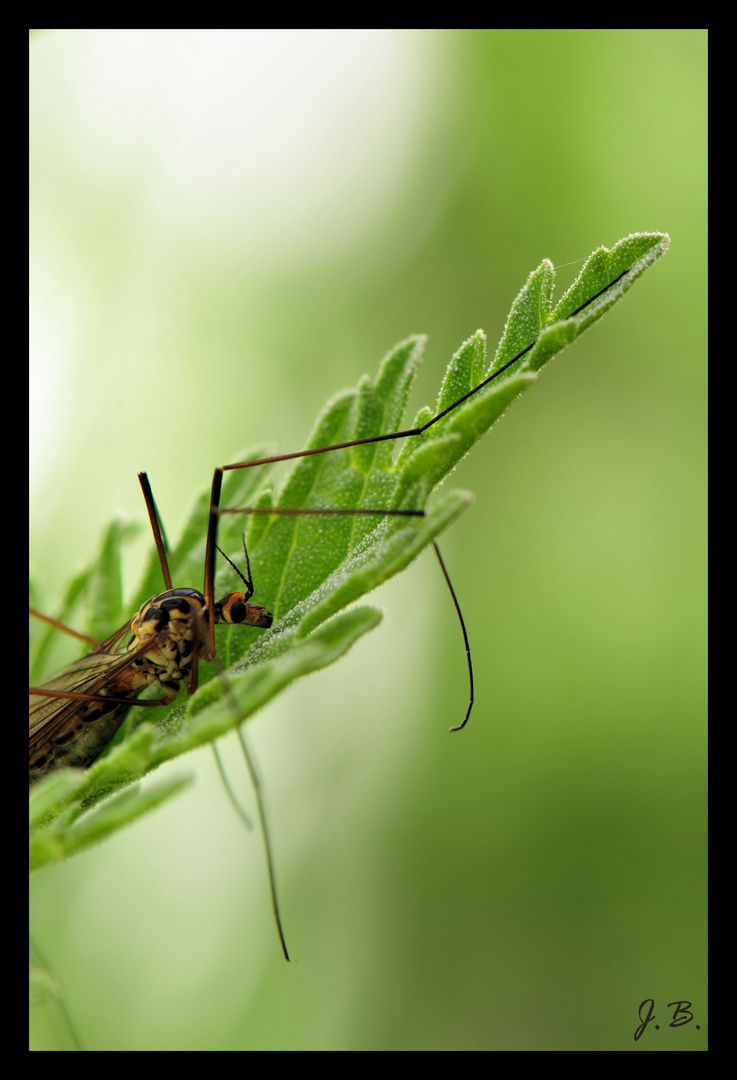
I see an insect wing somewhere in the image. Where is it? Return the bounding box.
[29,619,138,767]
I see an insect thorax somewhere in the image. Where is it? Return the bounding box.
[129,588,211,691]
[29,589,211,779]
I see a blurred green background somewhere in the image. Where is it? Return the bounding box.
[30,30,706,1051]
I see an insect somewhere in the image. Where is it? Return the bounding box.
[30,471,274,780]
[29,466,431,960]
[29,233,669,973]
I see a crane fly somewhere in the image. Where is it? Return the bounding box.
[29,233,669,968]
[29,469,432,962]
[29,472,274,779]
[30,469,295,954]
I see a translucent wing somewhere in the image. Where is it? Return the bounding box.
[29,618,147,775]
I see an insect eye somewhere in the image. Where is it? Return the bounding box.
[224,596,248,624]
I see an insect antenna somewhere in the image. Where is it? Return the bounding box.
[216,539,254,601]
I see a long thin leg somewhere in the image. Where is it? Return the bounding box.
[222,268,632,475]
[29,606,101,648]
[433,543,474,732]
[212,742,254,830]
[214,662,291,962]
[236,726,290,962]
[220,506,424,517]
[140,472,289,954]
[201,469,223,661]
[28,687,169,707]
[138,472,173,590]
[29,936,85,1052]
[29,631,174,709]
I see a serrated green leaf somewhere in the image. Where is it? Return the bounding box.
[29,775,194,872]
[30,233,669,866]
